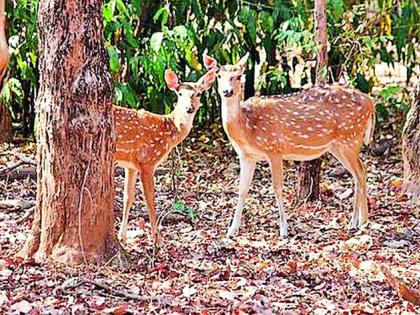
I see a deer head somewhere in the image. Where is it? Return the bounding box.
[165,69,216,130]
[204,53,249,98]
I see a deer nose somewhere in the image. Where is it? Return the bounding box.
[223,90,233,97]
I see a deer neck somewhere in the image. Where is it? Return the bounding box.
[168,108,194,145]
[220,92,243,129]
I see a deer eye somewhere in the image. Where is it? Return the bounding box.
[196,92,202,97]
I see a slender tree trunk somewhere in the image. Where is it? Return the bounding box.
[0,99,12,143]
[297,0,327,201]
[0,0,11,143]
[402,84,420,203]
[20,0,127,266]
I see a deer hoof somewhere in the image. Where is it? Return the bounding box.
[226,226,239,237]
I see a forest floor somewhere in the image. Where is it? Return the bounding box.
[0,125,419,314]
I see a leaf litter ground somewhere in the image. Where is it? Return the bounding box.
[0,126,419,314]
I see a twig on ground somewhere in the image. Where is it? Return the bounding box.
[62,277,170,305]
[15,206,35,224]
[0,166,36,180]
[0,199,35,210]
[0,153,36,178]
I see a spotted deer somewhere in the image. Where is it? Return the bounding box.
[115,69,215,243]
[204,53,375,238]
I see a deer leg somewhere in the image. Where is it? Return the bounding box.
[227,157,256,237]
[355,158,368,226]
[140,166,160,245]
[330,147,368,229]
[119,168,138,243]
[269,158,288,238]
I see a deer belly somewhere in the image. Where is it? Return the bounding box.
[116,160,138,170]
[283,146,329,161]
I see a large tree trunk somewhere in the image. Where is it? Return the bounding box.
[0,0,11,143]
[297,0,327,201]
[402,84,420,203]
[20,1,127,266]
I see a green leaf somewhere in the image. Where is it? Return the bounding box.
[379,85,401,99]
[328,0,345,20]
[173,25,188,39]
[107,46,120,73]
[102,3,114,23]
[153,7,169,26]
[150,32,164,52]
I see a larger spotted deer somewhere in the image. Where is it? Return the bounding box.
[204,53,375,238]
[115,69,215,243]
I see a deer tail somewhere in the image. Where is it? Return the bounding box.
[364,100,376,146]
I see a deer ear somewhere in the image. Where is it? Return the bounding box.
[203,55,218,70]
[236,52,249,70]
[198,69,216,91]
[165,69,180,91]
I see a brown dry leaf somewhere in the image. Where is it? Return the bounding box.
[380,265,420,305]
[112,304,129,315]
[391,179,403,187]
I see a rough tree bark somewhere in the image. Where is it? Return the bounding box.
[0,0,11,143]
[402,84,420,203]
[20,0,127,266]
[297,0,327,201]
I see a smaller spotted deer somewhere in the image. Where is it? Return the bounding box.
[114,69,215,243]
[204,53,375,238]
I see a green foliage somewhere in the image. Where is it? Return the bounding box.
[3,0,38,135]
[3,0,419,135]
[376,85,411,122]
[174,200,197,219]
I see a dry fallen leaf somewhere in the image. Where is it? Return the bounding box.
[380,265,420,306]
[182,286,197,298]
